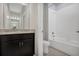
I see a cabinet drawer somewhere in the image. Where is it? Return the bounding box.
[7,40,19,48]
[3,39,19,48]
[23,39,33,46]
[22,33,34,39]
[8,34,21,40]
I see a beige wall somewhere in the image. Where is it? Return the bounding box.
[21,3,37,30]
[29,4,37,30]
[23,4,30,29]
[0,3,3,29]
[3,4,10,29]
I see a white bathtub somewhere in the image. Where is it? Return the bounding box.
[49,37,79,56]
[43,40,49,54]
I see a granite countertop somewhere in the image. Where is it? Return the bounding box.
[0,29,35,35]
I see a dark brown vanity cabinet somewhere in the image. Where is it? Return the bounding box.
[0,33,35,56]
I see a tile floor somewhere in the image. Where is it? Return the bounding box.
[47,46,70,56]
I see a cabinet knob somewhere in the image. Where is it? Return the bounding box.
[19,42,23,47]
[19,42,21,47]
[22,42,23,47]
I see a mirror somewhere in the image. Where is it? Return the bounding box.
[3,3,30,30]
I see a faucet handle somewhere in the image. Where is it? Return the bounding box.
[52,32,54,34]
[76,31,79,33]
[52,32,56,37]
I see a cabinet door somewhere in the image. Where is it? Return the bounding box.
[6,34,22,56]
[1,35,20,56]
[0,36,1,56]
[16,34,34,56]
[21,39,34,56]
[0,35,12,56]
[5,39,19,56]
[21,33,34,56]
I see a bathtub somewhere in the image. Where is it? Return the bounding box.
[49,37,79,56]
[43,40,49,54]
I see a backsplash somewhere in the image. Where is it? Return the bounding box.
[0,29,35,32]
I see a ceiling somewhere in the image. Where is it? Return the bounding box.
[48,3,72,11]
[8,3,72,14]
[48,3,62,7]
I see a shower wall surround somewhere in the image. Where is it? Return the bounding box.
[48,3,79,55]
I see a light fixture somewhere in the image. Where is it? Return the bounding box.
[6,16,9,19]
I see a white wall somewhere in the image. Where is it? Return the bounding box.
[49,3,79,55]
[48,7,56,40]
[36,3,44,56]
[43,3,48,41]
[56,4,79,42]
[49,3,79,42]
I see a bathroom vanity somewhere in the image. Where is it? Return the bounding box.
[0,30,35,56]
